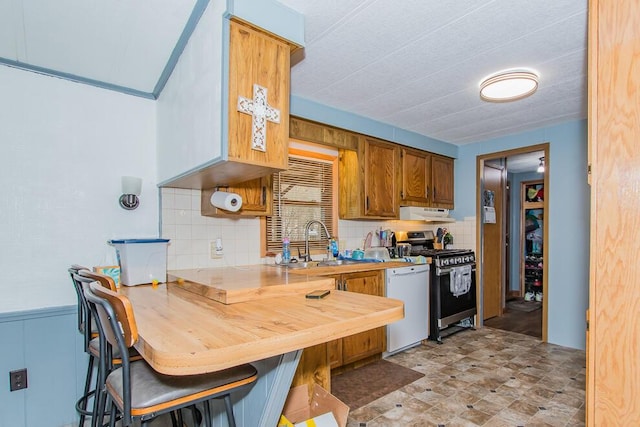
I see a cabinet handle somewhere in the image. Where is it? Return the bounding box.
[366,196,369,211]
[426,187,429,199]
[344,280,348,292]
[433,187,436,200]
[262,186,267,204]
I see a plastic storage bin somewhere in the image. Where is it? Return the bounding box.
[109,239,170,286]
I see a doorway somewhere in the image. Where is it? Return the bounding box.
[476,143,549,341]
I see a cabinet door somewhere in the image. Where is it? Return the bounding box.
[341,271,386,365]
[201,176,272,217]
[363,138,399,217]
[401,148,430,205]
[228,20,290,171]
[431,155,454,208]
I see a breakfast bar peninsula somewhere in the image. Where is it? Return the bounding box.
[119,265,403,426]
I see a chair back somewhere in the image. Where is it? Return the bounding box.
[84,281,138,351]
[79,270,118,292]
[68,265,90,334]
[84,281,138,426]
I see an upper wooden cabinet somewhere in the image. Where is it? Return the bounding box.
[289,116,359,150]
[201,176,272,217]
[226,20,290,172]
[400,147,454,209]
[431,154,454,208]
[339,137,400,219]
[157,17,297,190]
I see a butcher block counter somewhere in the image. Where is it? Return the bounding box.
[277,260,415,276]
[167,265,336,304]
[119,265,404,375]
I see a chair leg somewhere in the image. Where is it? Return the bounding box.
[223,395,236,427]
[77,354,95,427]
[108,402,117,427]
[203,400,212,427]
[190,405,202,426]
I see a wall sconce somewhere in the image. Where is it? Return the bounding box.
[119,176,142,210]
[537,157,545,173]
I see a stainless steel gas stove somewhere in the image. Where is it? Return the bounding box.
[396,230,477,343]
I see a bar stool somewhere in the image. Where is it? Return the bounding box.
[70,269,141,426]
[69,266,100,427]
[84,281,258,427]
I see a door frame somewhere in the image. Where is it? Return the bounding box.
[475,143,549,342]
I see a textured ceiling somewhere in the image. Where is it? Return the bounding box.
[279,0,588,145]
[0,0,587,151]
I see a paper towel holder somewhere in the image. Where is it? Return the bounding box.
[210,187,243,212]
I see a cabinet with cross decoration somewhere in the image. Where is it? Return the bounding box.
[157,15,300,190]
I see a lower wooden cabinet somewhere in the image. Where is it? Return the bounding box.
[329,270,386,368]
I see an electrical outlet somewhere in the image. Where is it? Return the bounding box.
[210,240,223,259]
[10,369,27,391]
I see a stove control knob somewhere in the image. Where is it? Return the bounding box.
[464,256,470,262]
[457,257,463,264]
[442,259,449,266]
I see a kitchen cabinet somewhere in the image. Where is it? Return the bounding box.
[157,17,298,189]
[521,180,544,300]
[328,270,386,368]
[400,147,454,209]
[200,176,272,217]
[339,137,400,219]
[289,116,359,150]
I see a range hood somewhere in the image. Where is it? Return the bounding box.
[399,207,456,222]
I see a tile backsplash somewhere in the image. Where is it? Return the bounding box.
[161,188,476,270]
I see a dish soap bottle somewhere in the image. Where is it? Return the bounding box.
[282,237,291,264]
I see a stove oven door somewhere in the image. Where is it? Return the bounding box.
[433,264,477,328]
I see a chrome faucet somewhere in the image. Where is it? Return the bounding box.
[301,220,331,262]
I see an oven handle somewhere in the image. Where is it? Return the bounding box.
[436,264,476,276]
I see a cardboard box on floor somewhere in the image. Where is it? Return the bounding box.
[279,384,349,427]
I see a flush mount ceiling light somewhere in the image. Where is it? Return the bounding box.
[479,69,539,102]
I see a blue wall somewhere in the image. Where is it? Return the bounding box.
[456,120,590,350]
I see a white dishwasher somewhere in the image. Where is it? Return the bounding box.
[384,264,430,356]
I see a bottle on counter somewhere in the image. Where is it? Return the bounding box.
[282,237,291,264]
[330,238,339,258]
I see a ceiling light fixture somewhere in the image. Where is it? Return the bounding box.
[537,157,545,173]
[479,69,539,102]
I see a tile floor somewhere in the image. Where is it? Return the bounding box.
[347,327,586,427]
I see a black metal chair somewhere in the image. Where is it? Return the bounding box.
[71,268,145,427]
[84,281,258,427]
[69,265,98,427]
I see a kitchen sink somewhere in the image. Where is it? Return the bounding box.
[271,259,364,269]
[317,259,360,267]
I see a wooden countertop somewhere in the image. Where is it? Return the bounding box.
[167,262,421,303]
[281,260,416,276]
[168,265,335,304]
[120,283,403,375]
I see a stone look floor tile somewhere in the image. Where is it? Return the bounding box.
[345,327,585,427]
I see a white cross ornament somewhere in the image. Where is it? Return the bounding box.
[237,84,281,152]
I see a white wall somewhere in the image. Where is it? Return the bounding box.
[0,66,158,313]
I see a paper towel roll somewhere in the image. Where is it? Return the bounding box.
[210,191,243,212]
